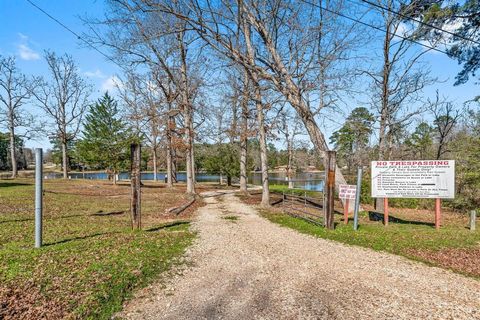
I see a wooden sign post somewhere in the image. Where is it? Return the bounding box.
[339,184,357,225]
[325,151,336,230]
[130,143,142,230]
[435,198,441,230]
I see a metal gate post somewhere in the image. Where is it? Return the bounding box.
[353,167,362,231]
[35,148,43,248]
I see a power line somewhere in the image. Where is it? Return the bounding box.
[300,0,450,55]
[25,0,123,69]
[357,0,480,46]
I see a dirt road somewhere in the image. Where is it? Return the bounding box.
[119,193,480,319]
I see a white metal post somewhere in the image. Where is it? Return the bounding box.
[35,148,43,248]
[353,167,362,231]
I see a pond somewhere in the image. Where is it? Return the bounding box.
[46,171,325,191]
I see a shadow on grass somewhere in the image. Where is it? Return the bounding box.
[369,211,435,227]
[0,182,33,188]
[91,210,125,216]
[140,184,168,189]
[0,214,85,224]
[44,190,130,197]
[146,221,190,232]
[43,231,120,246]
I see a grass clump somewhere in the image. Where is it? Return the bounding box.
[222,215,239,222]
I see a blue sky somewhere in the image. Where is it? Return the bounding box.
[0,1,478,150]
[0,0,120,149]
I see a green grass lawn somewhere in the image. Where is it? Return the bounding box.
[0,179,197,319]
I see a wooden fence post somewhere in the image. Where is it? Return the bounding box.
[325,151,336,229]
[130,143,141,230]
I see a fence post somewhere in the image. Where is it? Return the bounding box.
[353,167,362,231]
[384,197,389,226]
[35,148,43,248]
[435,198,441,230]
[130,143,142,230]
[470,210,476,231]
[325,151,336,229]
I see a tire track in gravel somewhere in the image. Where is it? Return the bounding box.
[119,192,480,320]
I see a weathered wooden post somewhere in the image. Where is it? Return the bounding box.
[130,143,141,230]
[35,148,43,248]
[470,210,476,231]
[325,151,336,229]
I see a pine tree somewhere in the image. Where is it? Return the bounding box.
[76,92,132,184]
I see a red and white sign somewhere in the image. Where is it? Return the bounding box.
[371,160,455,199]
[339,184,357,200]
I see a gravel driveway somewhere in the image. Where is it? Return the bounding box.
[119,192,480,319]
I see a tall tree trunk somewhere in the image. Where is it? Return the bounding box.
[152,146,157,181]
[244,12,347,187]
[287,138,294,189]
[61,138,68,179]
[189,116,196,184]
[113,170,117,185]
[376,24,393,212]
[239,69,249,193]
[184,108,195,194]
[178,30,195,195]
[255,86,270,207]
[166,106,174,187]
[242,14,269,206]
[9,117,17,178]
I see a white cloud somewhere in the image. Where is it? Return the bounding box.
[101,76,122,92]
[84,69,106,78]
[18,44,40,61]
[16,34,40,61]
[18,33,28,41]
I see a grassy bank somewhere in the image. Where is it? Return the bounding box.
[239,189,480,278]
[0,179,199,319]
[260,210,480,278]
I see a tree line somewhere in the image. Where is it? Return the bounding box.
[0,0,478,209]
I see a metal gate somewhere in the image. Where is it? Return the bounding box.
[280,178,325,226]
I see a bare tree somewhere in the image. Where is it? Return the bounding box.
[32,52,90,179]
[359,0,439,210]
[239,68,251,193]
[365,0,437,163]
[124,73,164,181]
[0,56,38,178]
[278,110,303,189]
[428,92,461,160]
[152,0,365,187]
[86,0,204,194]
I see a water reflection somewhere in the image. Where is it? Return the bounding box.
[46,171,325,191]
